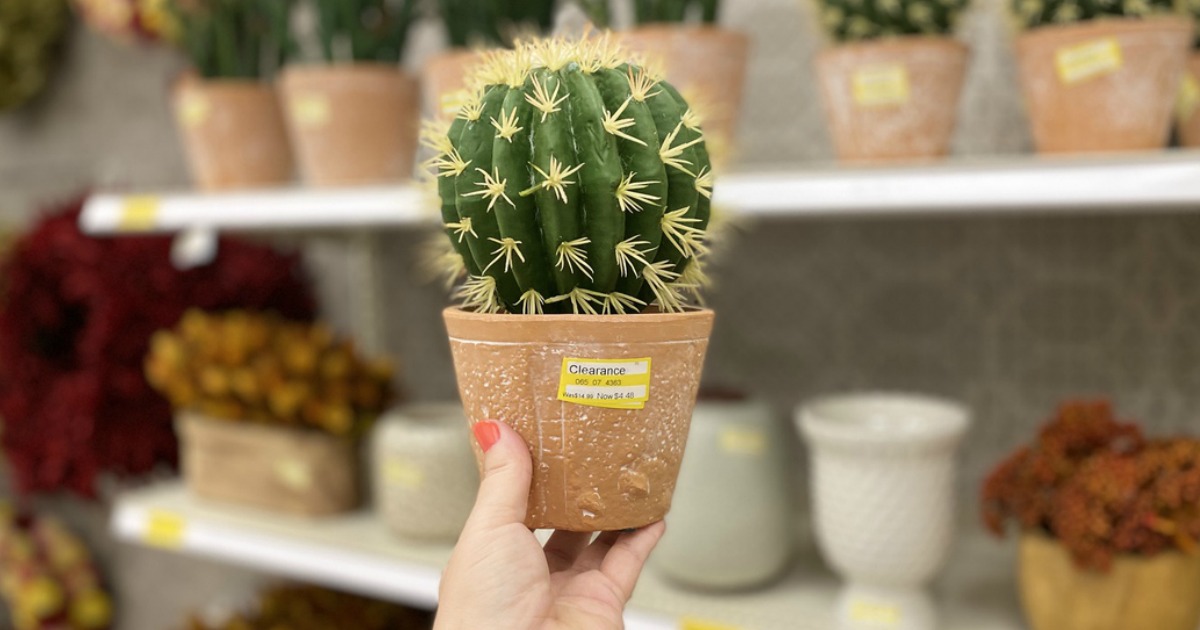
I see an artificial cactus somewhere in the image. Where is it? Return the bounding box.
[817,0,970,41]
[314,0,418,63]
[426,36,714,315]
[437,0,558,49]
[169,0,297,79]
[579,0,720,26]
[1010,0,1173,29]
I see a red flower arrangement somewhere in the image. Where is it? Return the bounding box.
[0,196,314,496]
[982,399,1200,571]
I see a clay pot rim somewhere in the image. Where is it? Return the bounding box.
[1017,14,1193,44]
[443,305,714,344]
[796,391,970,450]
[1019,528,1200,564]
[177,410,357,443]
[818,34,968,60]
[173,73,275,91]
[280,61,413,80]
[623,23,750,42]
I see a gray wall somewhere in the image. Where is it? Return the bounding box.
[2,0,1198,627]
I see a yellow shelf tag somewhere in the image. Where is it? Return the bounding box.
[143,510,187,549]
[850,599,902,625]
[290,94,331,128]
[1177,74,1200,123]
[118,196,160,232]
[557,357,651,410]
[852,64,910,107]
[680,618,740,630]
[1056,38,1122,85]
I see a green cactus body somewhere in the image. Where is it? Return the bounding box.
[430,38,713,315]
[817,0,971,41]
[1010,0,1175,30]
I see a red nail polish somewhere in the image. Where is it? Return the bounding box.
[472,421,501,452]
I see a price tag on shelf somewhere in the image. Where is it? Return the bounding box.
[1056,38,1122,85]
[680,618,740,630]
[852,65,910,108]
[849,599,902,625]
[143,510,187,549]
[290,94,331,128]
[557,358,651,410]
[118,196,160,232]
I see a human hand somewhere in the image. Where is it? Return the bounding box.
[434,420,666,630]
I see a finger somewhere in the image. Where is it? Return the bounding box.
[462,420,533,532]
[542,531,592,573]
[572,530,622,573]
[599,521,666,601]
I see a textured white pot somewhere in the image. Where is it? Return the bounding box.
[654,398,794,589]
[798,393,969,630]
[372,402,479,541]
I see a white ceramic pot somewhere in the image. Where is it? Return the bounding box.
[798,393,970,630]
[654,398,794,589]
[372,402,479,541]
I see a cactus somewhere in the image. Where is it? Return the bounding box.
[578,1,721,27]
[816,0,970,41]
[425,36,714,315]
[437,0,558,48]
[169,0,297,79]
[1011,0,1175,29]
[314,0,419,63]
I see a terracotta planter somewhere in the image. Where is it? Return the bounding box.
[619,26,749,154]
[279,63,420,186]
[816,36,968,162]
[443,307,714,531]
[422,49,482,118]
[1019,532,1200,630]
[1015,16,1192,153]
[1178,53,1200,147]
[172,77,293,191]
[178,412,359,516]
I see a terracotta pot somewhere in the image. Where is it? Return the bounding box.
[1019,532,1200,630]
[1015,16,1192,153]
[422,49,483,118]
[815,36,969,162]
[279,63,420,186]
[443,307,714,531]
[619,26,749,155]
[1178,53,1200,147]
[172,77,293,191]
[178,412,359,516]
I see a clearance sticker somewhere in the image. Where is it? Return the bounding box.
[852,64,910,107]
[557,357,651,410]
[290,94,331,127]
[118,196,160,232]
[849,599,902,625]
[143,510,187,549]
[680,619,740,630]
[1056,38,1122,84]
[1177,74,1200,123]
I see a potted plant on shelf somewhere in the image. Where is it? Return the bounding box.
[583,0,749,157]
[146,309,396,516]
[1011,0,1192,152]
[424,0,558,118]
[982,400,1200,630]
[1177,0,1200,146]
[279,0,420,186]
[430,36,716,531]
[811,0,971,161]
[170,0,296,191]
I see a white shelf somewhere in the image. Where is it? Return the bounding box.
[79,152,1200,235]
[112,482,1023,630]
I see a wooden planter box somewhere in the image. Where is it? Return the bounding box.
[178,413,360,516]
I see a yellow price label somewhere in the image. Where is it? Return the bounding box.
[680,618,740,630]
[557,358,651,410]
[143,510,187,549]
[178,95,211,128]
[118,196,160,232]
[719,427,766,456]
[850,600,902,625]
[290,94,331,128]
[384,459,425,489]
[852,64,910,107]
[1178,74,1200,123]
[1056,38,1122,84]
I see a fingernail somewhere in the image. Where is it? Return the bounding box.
[472,421,501,453]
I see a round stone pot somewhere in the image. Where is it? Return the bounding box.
[443,307,714,531]
[798,393,970,630]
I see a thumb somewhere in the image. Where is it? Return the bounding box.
[464,420,533,532]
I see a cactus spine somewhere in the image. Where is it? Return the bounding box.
[427,37,713,315]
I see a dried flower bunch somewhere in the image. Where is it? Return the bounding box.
[425,35,715,315]
[982,399,1200,571]
[816,0,971,41]
[1011,0,1174,30]
[146,309,395,436]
